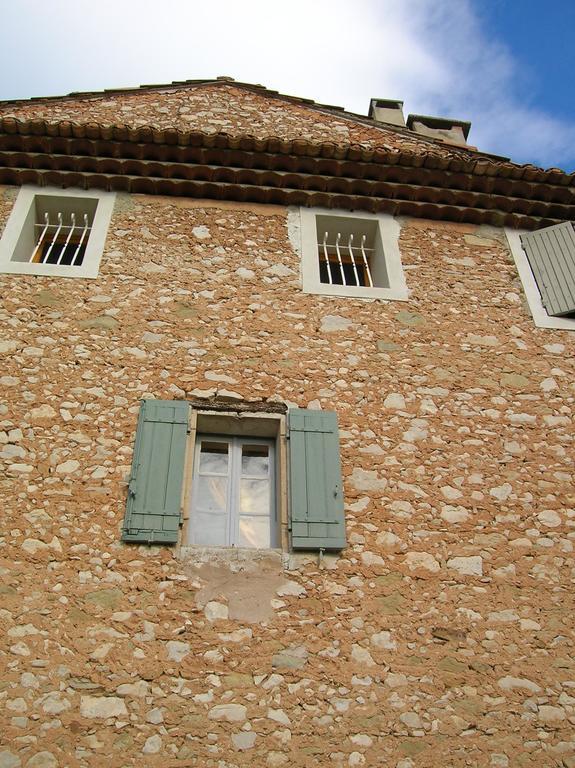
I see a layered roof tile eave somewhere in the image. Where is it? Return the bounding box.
[0,78,573,229]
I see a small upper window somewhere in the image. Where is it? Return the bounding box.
[0,186,115,279]
[506,223,575,330]
[297,207,408,301]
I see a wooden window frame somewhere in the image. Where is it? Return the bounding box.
[180,409,289,554]
[187,434,277,549]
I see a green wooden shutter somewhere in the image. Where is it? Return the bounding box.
[288,408,346,550]
[521,222,575,317]
[122,399,189,545]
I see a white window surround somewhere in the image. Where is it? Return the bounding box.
[505,228,575,331]
[0,185,115,279]
[296,206,409,301]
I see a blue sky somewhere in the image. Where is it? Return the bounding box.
[1,0,573,172]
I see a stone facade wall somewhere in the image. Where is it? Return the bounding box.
[1,183,574,768]
[0,83,468,159]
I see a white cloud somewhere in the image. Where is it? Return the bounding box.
[1,0,573,170]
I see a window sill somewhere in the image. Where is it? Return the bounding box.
[302,282,409,301]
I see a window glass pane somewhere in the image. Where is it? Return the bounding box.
[239,515,271,549]
[241,444,269,477]
[196,476,228,514]
[194,510,227,547]
[199,441,229,474]
[240,478,270,515]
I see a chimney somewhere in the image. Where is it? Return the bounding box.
[406,114,471,147]
[368,98,406,127]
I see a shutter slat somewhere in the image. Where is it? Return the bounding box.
[288,409,346,550]
[122,399,189,544]
[521,222,575,317]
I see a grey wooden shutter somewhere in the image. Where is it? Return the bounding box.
[521,222,575,316]
[122,399,189,544]
[288,408,346,550]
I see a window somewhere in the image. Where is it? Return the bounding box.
[297,207,409,300]
[0,186,115,279]
[506,223,575,330]
[188,436,276,548]
[121,400,346,552]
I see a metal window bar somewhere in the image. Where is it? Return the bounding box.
[359,234,374,287]
[317,232,375,287]
[33,211,92,265]
[40,212,64,264]
[71,214,90,266]
[334,232,347,285]
[347,234,361,286]
[31,212,51,263]
[56,212,77,265]
[322,231,334,284]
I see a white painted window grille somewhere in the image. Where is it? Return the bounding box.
[317,214,384,288]
[0,186,115,279]
[187,435,276,549]
[32,209,94,267]
[297,208,408,301]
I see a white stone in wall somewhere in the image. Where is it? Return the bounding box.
[488,610,519,623]
[204,601,229,621]
[208,703,247,722]
[21,539,50,554]
[24,754,57,768]
[465,334,500,346]
[166,641,190,662]
[123,347,147,359]
[538,705,566,723]
[440,505,469,523]
[56,460,80,474]
[142,735,162,754]
[497,676,541,693]
[320,315,353,332]
[538,510,561,527]
[489,483,512,501]
[29,405,57,420]
[276,581,306,597]
[235,267,255,279]
[116,681,149,696]
[370,631,396,651]
[360,552,385,567]
[447,556,483,576]
[376,531,402,548]
[267,708,291,725]
[441,486,463,501]
[350,468,387,492]
[385,673,408,688]
[80,696,128,718]
[0,752,21,768]
[0,341,19,354]
[400,711,423,729]
[232,731,257,750]
[351,645,376,667]
[405,552,440,572]
[383,393,406,410]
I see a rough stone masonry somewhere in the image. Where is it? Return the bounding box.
[0,82,574,768]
